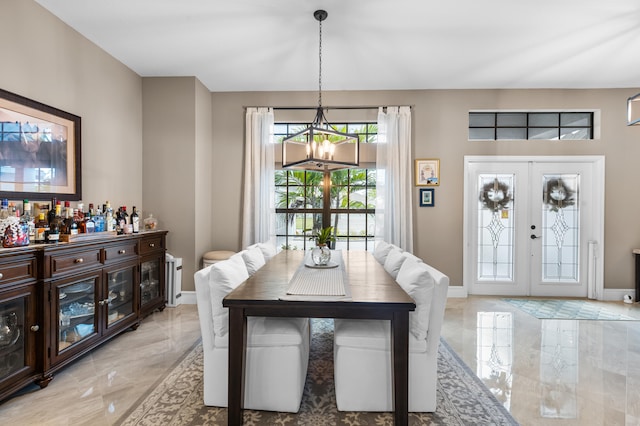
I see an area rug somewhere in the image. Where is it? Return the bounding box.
[118,319,519,425]
[504,298,638,321]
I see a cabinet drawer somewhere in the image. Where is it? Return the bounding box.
[103,242,138,264]
[139,236,164,255]
[0,256,37,286]
[49,248,102,277]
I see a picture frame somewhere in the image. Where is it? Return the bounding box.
[0,88,81,201]
[415,158,440,186]
[419,188,434,207]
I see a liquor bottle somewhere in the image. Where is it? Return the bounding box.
[117,206,128,234]
[76,202,85,222]
[63,207,78,235]
[80,209,95,234]
[93,205,105,232]
[130,206,139,233]
[47,197,58,225]
[105,201,114,232]
[21,199,35,241]
[0,199,9,219]
[34,213,48,243]
[62,201,70,220]
[46,203,63,243]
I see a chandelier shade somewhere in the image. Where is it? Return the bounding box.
[282,10,360,172]
[628,93,640,126]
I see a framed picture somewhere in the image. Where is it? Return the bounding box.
[0,88,81,201]
[419,188,434,207]
[415,158,440,186]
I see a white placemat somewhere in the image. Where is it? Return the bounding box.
[280,250,352,301]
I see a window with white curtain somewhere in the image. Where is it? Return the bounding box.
[273,122,377,251]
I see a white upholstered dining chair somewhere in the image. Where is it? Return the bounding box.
[333,256,449,412]
[194,249,310,412]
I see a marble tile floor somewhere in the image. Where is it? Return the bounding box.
[0,304,201,426]
[442,297,640,426]
[1,297,639,425]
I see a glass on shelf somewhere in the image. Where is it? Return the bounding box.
[140,259,160,306]
[107,268,134,325]
[0,301,25,379]
[58,280,96,352]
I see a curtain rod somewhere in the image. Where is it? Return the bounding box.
[243,105,413,111]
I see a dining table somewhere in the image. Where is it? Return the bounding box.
[222,249,416,425]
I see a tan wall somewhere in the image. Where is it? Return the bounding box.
[211,89,640,291]
[142,77,201,291]
[1,0,143,208]
[6,0,640,295]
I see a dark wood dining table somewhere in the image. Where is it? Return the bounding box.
[222,249,416,425]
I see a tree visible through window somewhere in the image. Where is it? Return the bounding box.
[274,122,377,251]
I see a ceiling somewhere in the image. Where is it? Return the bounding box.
[35,0,640,93]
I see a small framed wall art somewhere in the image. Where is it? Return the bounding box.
[419,188,434,207]
[415,158,440,186]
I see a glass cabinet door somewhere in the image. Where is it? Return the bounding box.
[0,292,29,381]
[57,278,98,353]
[106,265,135,328]
[140,258,160,307]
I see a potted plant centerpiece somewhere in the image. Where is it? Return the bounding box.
[307,226,335,266]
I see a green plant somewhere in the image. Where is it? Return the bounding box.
[306,226,335,246]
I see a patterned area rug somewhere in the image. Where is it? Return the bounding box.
[118,319,518,425]
[504,298,638,320]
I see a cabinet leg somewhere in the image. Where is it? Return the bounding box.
[37,374,54,389]
[131,322,140,330]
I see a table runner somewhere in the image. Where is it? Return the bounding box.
[280,250,352,301]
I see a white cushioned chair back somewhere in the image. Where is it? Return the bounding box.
[422,263,449,353]
[194,265,216,351]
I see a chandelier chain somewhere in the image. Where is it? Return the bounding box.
[318,17,322,108]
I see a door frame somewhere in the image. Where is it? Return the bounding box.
[463,155,605,299]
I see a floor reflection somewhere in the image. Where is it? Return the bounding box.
[476,312,513,409]
[540,319,578,419]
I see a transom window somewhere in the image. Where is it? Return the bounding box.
[273,122,377,251]
[469,112,594,141]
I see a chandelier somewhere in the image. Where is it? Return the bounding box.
[628,93,640,126]
[282,10,359,171]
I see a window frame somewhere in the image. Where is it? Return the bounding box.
[469,111,594,141]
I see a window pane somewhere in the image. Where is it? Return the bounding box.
[529,128,559,140]
[497,113,526,127]
[469,128,495,140]
[330,186,348,208]
[347,214,368,236]
[497,128,526,139]
[561,113,591,127]
[349,186,367,208]
[367,169,376,185]
[560,128,591,140]
[529,113,559,127]
[469,113,495,127]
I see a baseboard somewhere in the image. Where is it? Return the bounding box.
[166,290,197,306]
[602,288,636,302]
[446,285,468,298]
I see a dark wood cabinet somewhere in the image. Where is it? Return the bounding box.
[0,249,39,401]
[0,230,168,401]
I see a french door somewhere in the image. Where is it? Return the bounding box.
[464,156,604,298]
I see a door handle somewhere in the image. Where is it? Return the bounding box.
[530,234,541,240]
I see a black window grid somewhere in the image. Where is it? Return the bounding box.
[469,112,594,140]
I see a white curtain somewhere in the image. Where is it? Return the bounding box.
[241,107,275,248]
[375,106,413,251]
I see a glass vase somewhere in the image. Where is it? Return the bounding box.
[311,245,331,266]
